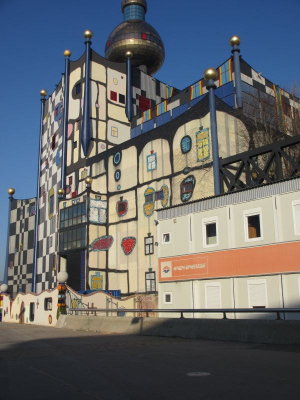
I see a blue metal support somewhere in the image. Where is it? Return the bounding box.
[231,43,243,108]
[32,91,47,292]
[4,191,14,285]
[206,76,221,196]
[125,52,133,121]
[81,33,92,157]
[61,51,71,191]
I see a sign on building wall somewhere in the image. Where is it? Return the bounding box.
[89,199,107,224]
[196,128,210,162]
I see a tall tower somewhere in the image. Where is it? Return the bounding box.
[105,0,165,75]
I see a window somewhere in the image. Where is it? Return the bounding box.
[59,226,86,252]
[205,283,221,308]
[203,218,218,247]
[113,151,122,166]
[29,302,35,322]
[144,235,154,255]
[44,298,53,311]
[119,94,125,104]
[114,169,121,181]
[248,279,267,308]
[60,202,86,229]
[110,91,117,101]
[180,135,192,154]
[145,271,156,292]
[292,200,300,235]
[244,209,262,241]
[162,233,171,244]
[51,134,56,150]
[111,126,118,137]
[75,83,81,95]
[164,292,173,304]
[147,153,157,171]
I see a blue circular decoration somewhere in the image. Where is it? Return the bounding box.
[54,102,63,122]
[181,135,192,154]
[117,184,121,190]
[114,169,121,181]
[113,151,122,166]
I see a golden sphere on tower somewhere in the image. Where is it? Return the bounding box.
[204,68,218,81]
[84,30,93,39]
[64,49,71,57]
[40,89,47,97]
[229,35,241,46]
[58,188,65,196]
[7,188,15,195]
[85,176,93,185]
[125,51,133,58]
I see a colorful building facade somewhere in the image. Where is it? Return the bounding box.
[4,0,300,301]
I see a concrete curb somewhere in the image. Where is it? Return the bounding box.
[56,315,300,344]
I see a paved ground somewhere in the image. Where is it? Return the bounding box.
[1,323,300,400]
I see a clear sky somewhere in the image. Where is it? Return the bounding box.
[1,0,300,282]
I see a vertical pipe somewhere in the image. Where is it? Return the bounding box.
[230,36,243,109]
[61,50,71,191]
[81,31,93,157]
[32,90,47,292]
[4,189,15,285]
[125,51,133,121]
[204,69,221,195]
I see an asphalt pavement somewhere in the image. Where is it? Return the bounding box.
[1,323,300,400]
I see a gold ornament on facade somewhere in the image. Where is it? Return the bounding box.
[84,30,93,39]
[58,188,65,196]
[85,176,93,185]
[229,35,241,46]
[64,49,72,57]
[7,188,15,195]
[204,68,218,81]
[40,89,47,97]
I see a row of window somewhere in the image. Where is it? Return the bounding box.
[163,279,269,308]
[162,201,300,247]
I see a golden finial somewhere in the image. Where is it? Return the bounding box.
[84,30,93,39]
[64,49,71,57]
[58,188,65,196]
[40,89,47,97]
[85,176,93,185]
[229,35,241,46]
[204,68,218,81]
[7,188,15,196]
[125,51,133,58]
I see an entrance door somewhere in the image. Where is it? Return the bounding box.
[19,301,25,324]
[64,251,85,292]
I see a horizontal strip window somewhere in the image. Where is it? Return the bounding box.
[60,202,86,229]
[59,226,86,252]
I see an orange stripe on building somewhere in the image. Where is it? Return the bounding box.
[159,241,300,282]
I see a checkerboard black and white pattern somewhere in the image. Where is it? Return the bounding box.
[36,81,64,293]
[7,197,36,297]
[240,58,300,116]
[132,69,177,116]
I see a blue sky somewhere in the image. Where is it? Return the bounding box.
[1,0,300,281]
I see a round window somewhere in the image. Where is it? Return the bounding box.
[113,151,122,166]
[114,169,121,182]
[180,135,192,154]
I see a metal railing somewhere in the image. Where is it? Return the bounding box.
[68,307,300,320]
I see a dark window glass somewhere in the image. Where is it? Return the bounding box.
[247,215,261,238]
[206,223,217,245]
[59,226,86,252]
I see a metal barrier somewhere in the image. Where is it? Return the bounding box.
[68,307,300,320]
